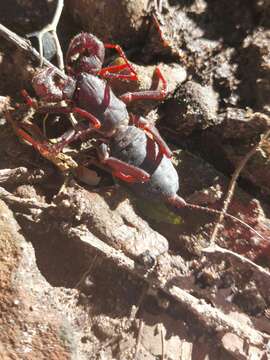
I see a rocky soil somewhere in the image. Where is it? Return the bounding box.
[1,0,270,359]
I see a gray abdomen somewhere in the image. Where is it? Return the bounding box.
[111,126,179,201]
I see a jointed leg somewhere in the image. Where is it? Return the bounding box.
[7,108,95,159]
[131,115,172,158]
[120,67,167,104]
[22,120,96,155]
[36,105,101,129]
[97,143,150,183]
[21,89,38,109]
[7,113,79,171]
[6,110,51,155]
[20,91,99,151]
[51,122,96,153]
[98,43,138,81]
[21,91,101,130]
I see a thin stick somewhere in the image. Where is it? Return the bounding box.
[0,22,77,127]
[26,0,64,70]
[75,254,98,289]
[0,167,48,185]
[210,125,270,245]
[185,201,267,242]
[160,323,166,360]
[0,23,67,79]
[134,318,144,359]
[130,283,148,321]
[202,244,270,300]
[154,0,163,14]
[0,186,55,209]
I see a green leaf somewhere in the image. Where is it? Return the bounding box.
[135,198,182,225]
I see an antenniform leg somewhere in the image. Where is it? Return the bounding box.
[120,67,167,103]
[131,115,172,158]
[97,143,150,183]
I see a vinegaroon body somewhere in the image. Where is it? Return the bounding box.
[15,32,266,242]
[21,32,172,183]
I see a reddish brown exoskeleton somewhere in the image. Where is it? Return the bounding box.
[13,32,267,244]
[20,32,170,183]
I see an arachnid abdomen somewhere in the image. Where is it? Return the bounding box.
[111,126,179,201]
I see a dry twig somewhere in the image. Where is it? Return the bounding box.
[160,323,166,360]
[0,186,55,209]
[0,23,67,80]
[0,167,48,185]
[27,0,64,70]
[210,123,270,245]
[203,244,270,299]
[0,22,78,131]
[74,254,98,289]
[134,318,144,359]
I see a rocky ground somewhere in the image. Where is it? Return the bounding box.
[1,0,270,359]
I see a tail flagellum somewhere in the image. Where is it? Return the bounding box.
[167,195,266,243]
